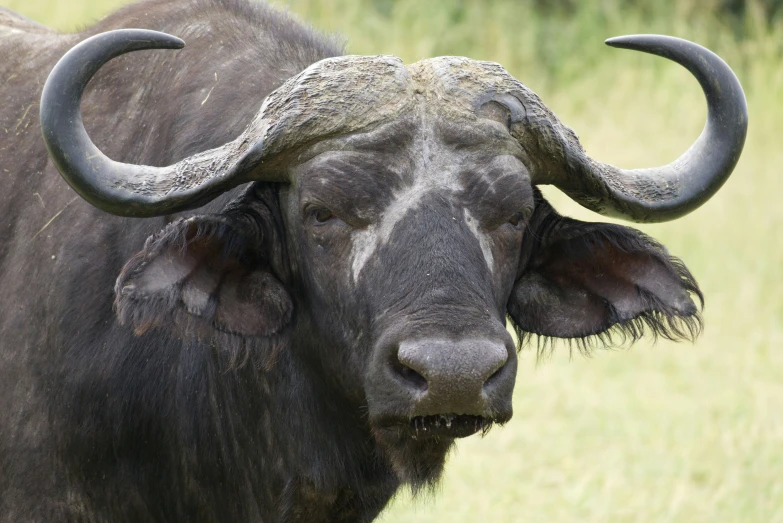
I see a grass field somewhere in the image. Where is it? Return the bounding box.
[2,0,782,521]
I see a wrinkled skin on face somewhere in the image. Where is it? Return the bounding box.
[281,110,531,478]
[287,116,528,367]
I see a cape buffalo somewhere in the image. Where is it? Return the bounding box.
[0,0,746,521]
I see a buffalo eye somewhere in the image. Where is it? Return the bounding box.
[507,211,529,229]
[311,208,334,224]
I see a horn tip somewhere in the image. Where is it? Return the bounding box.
[604,35,639,49]
[155,32,185,49]
[129,29,185,50]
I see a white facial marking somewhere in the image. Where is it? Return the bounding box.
[463,208,495,273]
[349,122,465,282]
[350,224,379,282]
[348,121,497,282]
[349,184,431,283]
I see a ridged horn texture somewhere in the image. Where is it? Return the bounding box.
[40,29,274,217]
[41,30,746,222]
[547,34,748,222]
[40,30,414,217]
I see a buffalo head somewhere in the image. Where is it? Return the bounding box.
[39,30,746,484]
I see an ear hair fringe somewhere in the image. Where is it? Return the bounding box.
[514,221,704,361]
[514,303,703,361]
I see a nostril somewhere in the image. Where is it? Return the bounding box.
[484,360,507,388]
[390,354,429,392]
[399,365,428,391]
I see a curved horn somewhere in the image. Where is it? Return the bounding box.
[540,35,748,222]
[40,29,271,217]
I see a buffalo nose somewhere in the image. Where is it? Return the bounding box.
[396,338,509,413]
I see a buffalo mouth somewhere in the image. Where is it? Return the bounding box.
[407,414,494,439]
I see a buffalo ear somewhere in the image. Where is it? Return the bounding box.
[115,215,293,341]
[507,201,702,347]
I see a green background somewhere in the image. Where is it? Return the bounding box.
[2,0,782,521]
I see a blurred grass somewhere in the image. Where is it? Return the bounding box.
[2,0,782,521]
